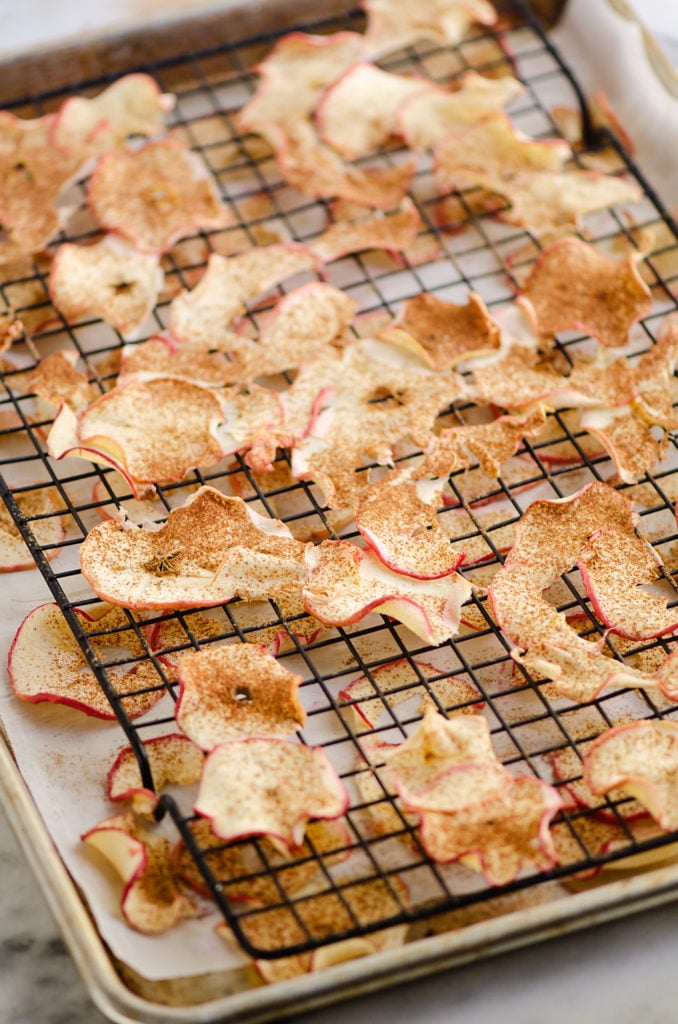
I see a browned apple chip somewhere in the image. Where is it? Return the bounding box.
[309,200,420,263]
[27,350,98,412]
[303,540,471,645]
[355,476,465,579]
[194,738,349,852]
[363,0,497,57]
[49,235,164,339]
[108,734,205,814]
[518,237,651,348]
[51,74,175,157]
[583,721,678,831]
[82,812,200,934]
[9,602,165,719]
[80,486,305,610]
[0,485,67,571]
[378,291,501,371]
[175,644,306,748]
[399,72,524,149]
[88,138,231,254]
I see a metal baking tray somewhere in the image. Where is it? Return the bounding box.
[3,0,678,1020]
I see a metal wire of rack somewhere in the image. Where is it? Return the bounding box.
[2,0,678,964]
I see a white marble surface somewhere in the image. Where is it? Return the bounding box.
[3,2,678,1024]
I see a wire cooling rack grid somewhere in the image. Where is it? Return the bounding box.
[2,0,678,962]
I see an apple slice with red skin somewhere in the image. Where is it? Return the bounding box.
[107,734,205,815]
[8,602,166,719]
[82,812,200,934]
[194,737,349,853]
[304,539,471,645]
[175,644,306,749]
[80,486,305,611]
[362,0,497,58]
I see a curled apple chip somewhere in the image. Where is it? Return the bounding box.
[168,244,317,347]
[583,721,678,831]
[49,235,164,339]
[316,63,428,159]
[51,74,175,156]
[518,238,651,348]
[0,485,67,571]
[415,406,547,481]
[290,338,467,508]
[175,644,306,749]
[173,817,350,904]
[399,72,524,149]
[108,734,205,815]
[339,659,482,730]
[378,291,500,371]
[194,738,349,852]
[0,111,82,262]
[419,775,562,884]
[88,138,230,253]
[304,540,471,645]
[363,0,497,57]
[47,377,225,493]
[80,486,305,610]
[82,812,199,934]
[551,744,649,824]
[580,405,667,485]
[355,476,465,579]
[27,350,98,413]
[309,200,420,263]
[8,602,166,719]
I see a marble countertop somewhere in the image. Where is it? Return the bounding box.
[3,2,678,1023]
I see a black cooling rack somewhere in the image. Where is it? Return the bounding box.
[3,0,678,963]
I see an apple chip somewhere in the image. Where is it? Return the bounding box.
[80,486,305,610]
[316,63,428,159]
[303,540,471,645]
[518,238,651,348]
[82,812,199,934]
[47,377,225,492]
[0,309,24,352]
[175,644,306,749]
[108,734,205,815]
[0,111,82,263]
[194,738,348,852]
[168,244,318,347]
[0,485,66,571]
[27,349,98,412]
[399,72,524,149]
[51,74,175,157]
[339,658,482,730]
[583,721,678,831]
[49,235,164,339]
[289,338,467,507]
[309,200,420,263]
[551,744,649,824]
[419,775,562,885]
[415,406,547,481]
[174,817,350,904]
[355,476,465,578]
[8,602,166,719]
[88,138,230,253]
[363,0,497,57]
[378,291,501,370]
[580,405,667,485]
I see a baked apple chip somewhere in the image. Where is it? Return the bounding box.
[88,138,230,253]
[399,72,524,149]
[51,74,175,157]
[0,485,67,571]
[583,721,678,831]
[80,486,305,610]
[363,0,497,57]
[355,476,465,579]
[82,812,199,934]
[27,349,98,412]
[49,235,164,339]
[303,540,471,645]
[108,734,205,815]
[378,291,501,371]
[9,602,165,719]
[309,200,420,263]
[175,644,306,748]
[518,237,651,348]
[194,738,348,852]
